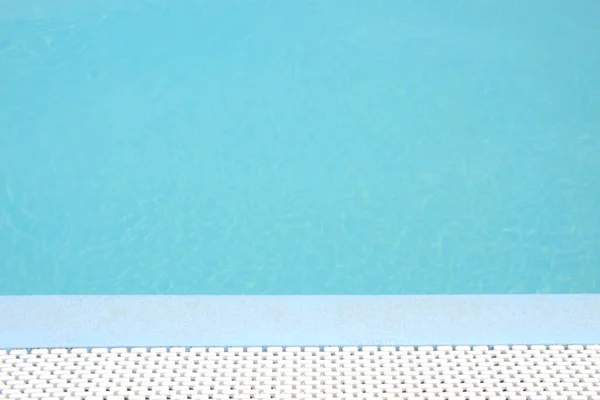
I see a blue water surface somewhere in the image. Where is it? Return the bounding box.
[1,1,599,294]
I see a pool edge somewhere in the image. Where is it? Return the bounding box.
[1,295,599,349]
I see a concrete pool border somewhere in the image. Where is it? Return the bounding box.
[0,295,599,349]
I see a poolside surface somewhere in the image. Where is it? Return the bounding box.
[1,295,599,349]
[2,295,599,399]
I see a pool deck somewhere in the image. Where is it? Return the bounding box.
[1,295,599,349]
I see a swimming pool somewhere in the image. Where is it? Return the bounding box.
[1,0,599,296]
[1,1,599,399]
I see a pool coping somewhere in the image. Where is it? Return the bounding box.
[1,295,599,349]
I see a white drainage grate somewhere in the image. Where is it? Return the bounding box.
[1,345,600,399]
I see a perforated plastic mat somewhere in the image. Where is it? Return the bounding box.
[1,345,599,399]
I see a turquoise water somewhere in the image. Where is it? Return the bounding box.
[1,1,599,295]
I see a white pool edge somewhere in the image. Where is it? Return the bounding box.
[1,295,599,349]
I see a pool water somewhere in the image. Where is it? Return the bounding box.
[1,1,599,295]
